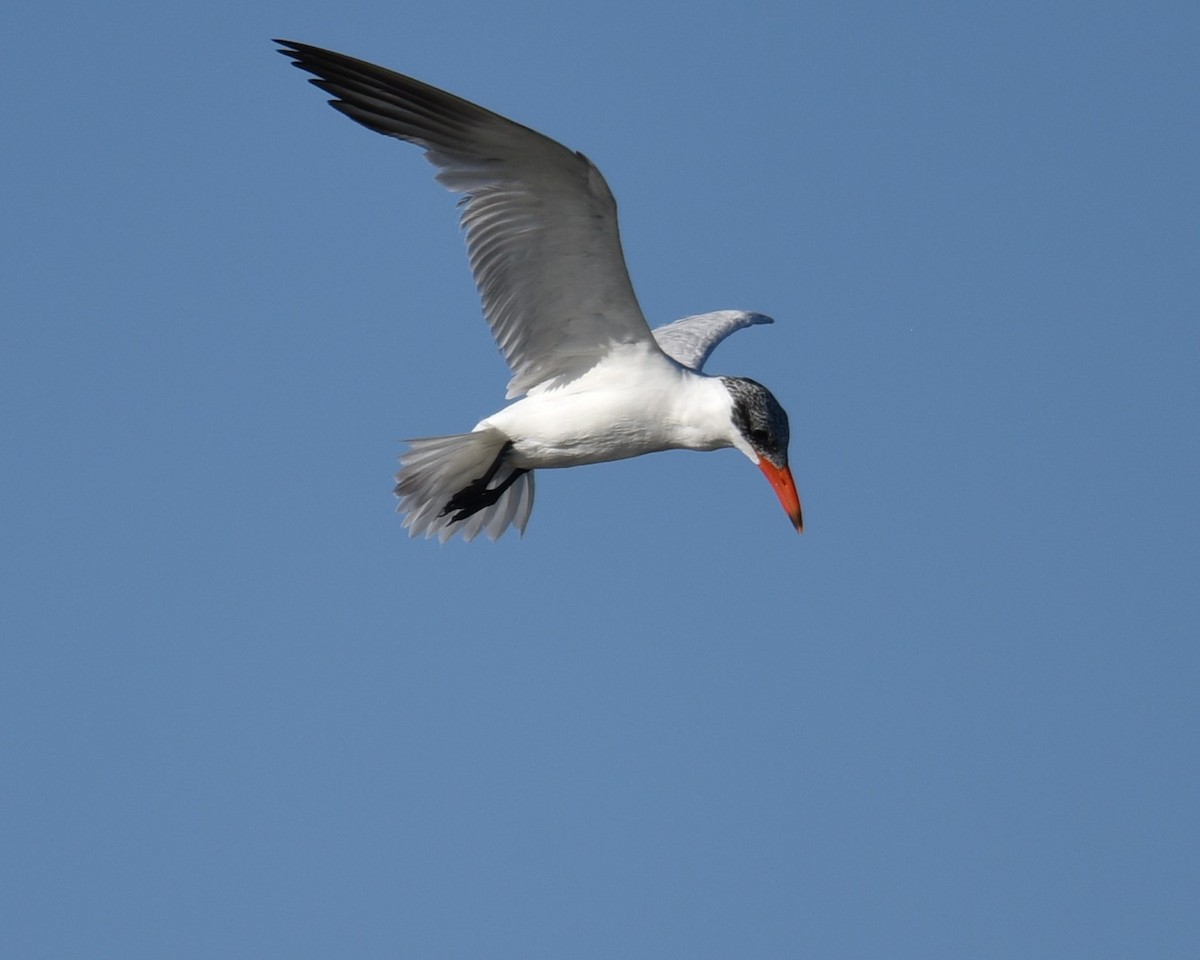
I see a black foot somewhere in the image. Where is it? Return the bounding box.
[439,442,527,524]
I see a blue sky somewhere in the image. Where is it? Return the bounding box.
[2,1,1197,957]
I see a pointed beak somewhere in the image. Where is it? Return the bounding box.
[757,459,803,533]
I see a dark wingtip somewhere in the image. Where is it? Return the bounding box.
[273,39,307,67]
[273,39,322,65]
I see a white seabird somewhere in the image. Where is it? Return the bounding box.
[276,40,803,541]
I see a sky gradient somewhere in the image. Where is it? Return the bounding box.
[3,1,1197,957]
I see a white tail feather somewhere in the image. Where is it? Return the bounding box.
[394,429,535,542]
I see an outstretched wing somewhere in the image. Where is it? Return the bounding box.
[651,310,774,371]
[276,40,658,398]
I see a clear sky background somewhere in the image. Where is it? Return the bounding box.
[2,1,1197,957]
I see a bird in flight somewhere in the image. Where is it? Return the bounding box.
[275,40,802,541]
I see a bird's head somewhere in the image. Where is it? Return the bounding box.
[722,376,803,533]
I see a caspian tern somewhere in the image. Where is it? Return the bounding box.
[276,40,803,541]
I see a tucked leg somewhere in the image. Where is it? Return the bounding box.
[439,441,527,524]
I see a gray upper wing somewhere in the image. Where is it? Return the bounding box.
[651,310,774,371]
[276,41,657,398]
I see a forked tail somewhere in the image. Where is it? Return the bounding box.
[394,428,535,542]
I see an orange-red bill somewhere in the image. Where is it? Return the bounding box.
[758,460,803,533]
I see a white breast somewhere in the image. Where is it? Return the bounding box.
[477,347,737,469]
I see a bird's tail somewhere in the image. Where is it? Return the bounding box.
[394,428,535,542]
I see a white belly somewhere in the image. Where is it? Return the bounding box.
[476,360,736,469]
